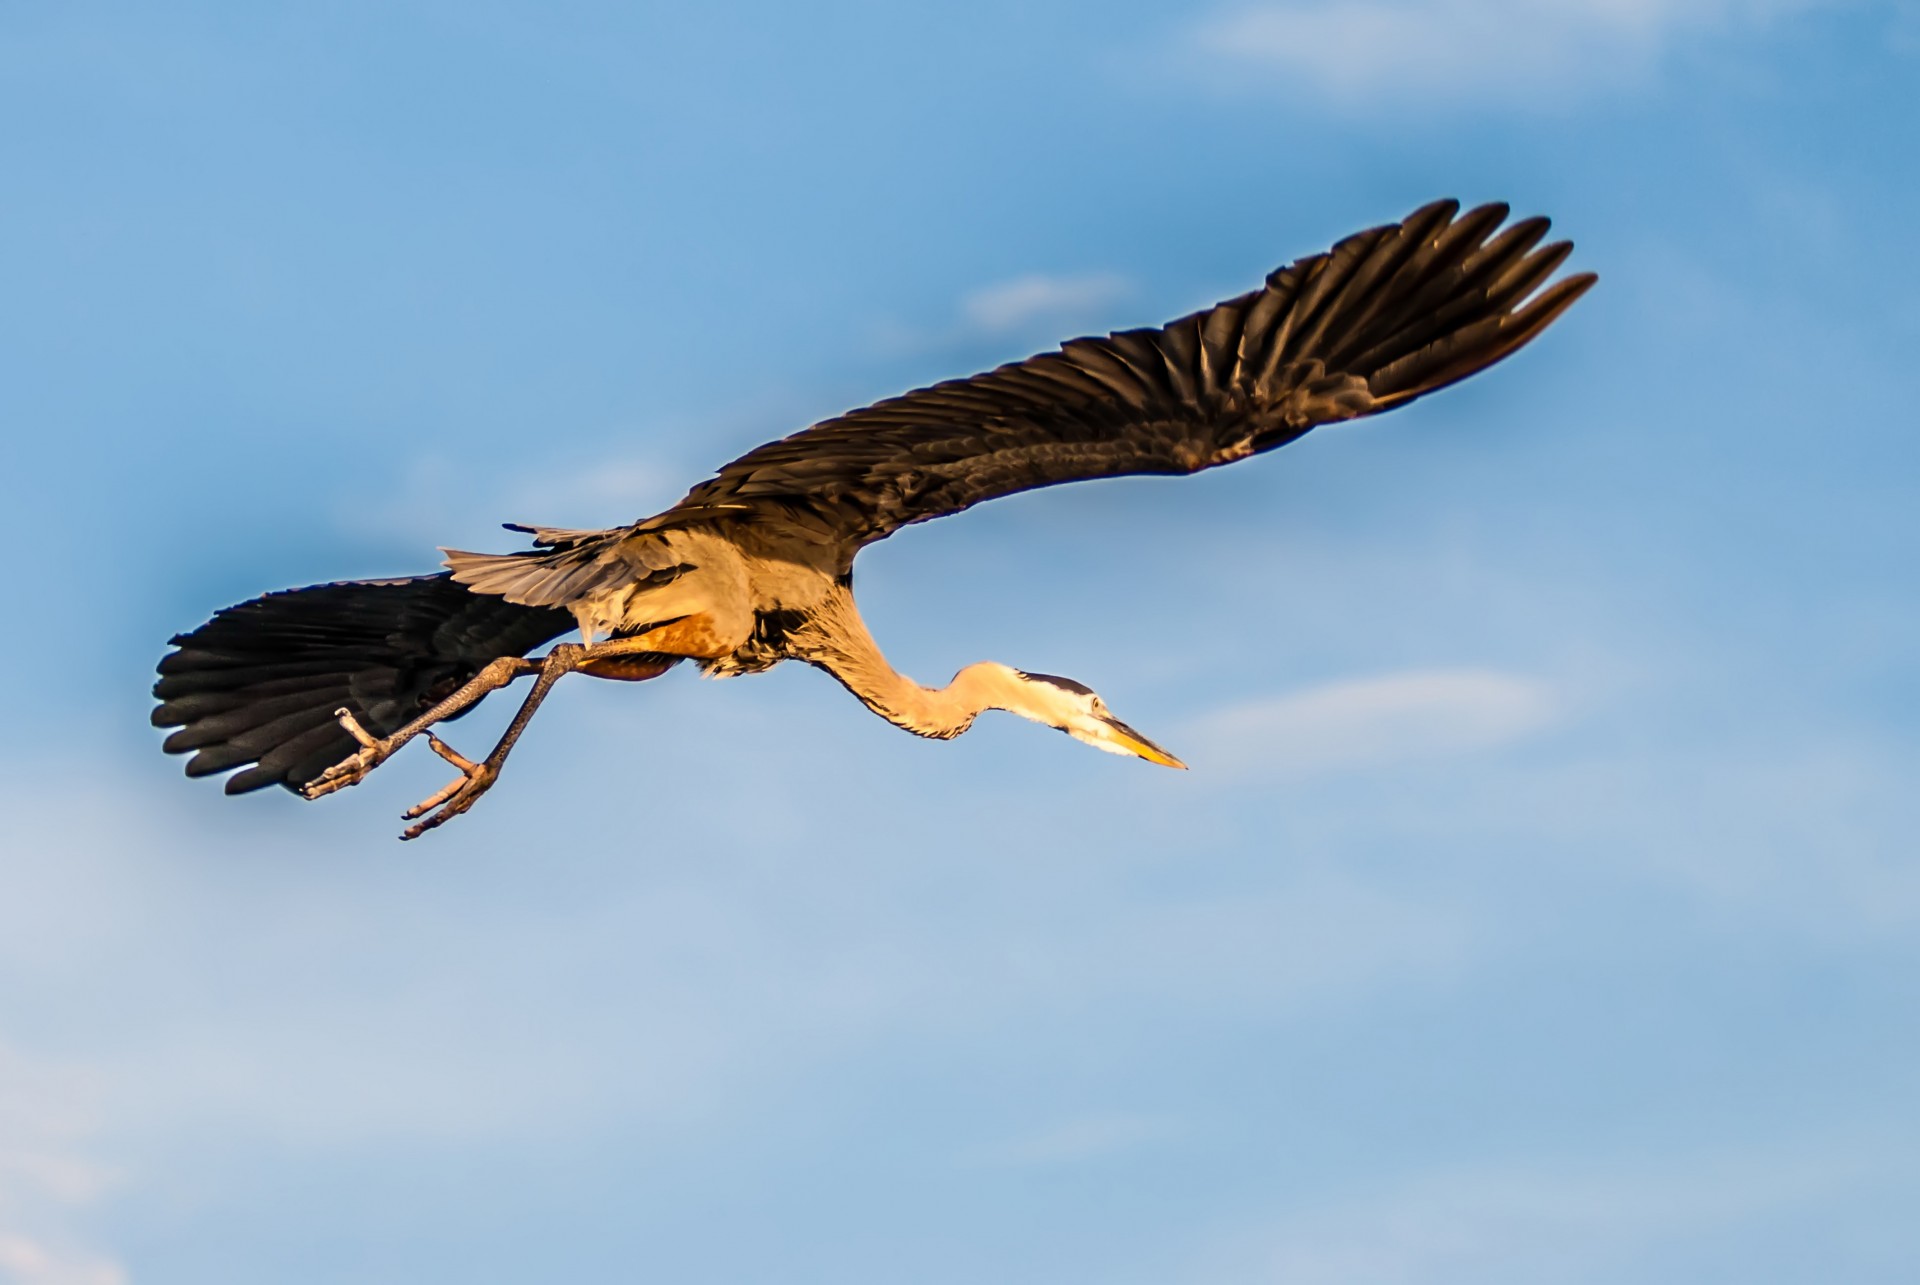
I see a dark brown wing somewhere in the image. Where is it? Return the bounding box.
[153,575,573,793]
[649,199,1595,552]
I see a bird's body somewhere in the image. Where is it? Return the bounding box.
[154,199,1596,837]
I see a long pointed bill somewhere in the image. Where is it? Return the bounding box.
[1100,715,1188,770]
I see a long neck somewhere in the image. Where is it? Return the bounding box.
[791,589,1001,739]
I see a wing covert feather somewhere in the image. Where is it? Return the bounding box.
[636,200,1595,551]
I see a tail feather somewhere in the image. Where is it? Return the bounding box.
[443,525,692,612]
[154,573,573,794]
[160,684,355,751]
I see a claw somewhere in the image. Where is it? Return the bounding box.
[398,735,500,841]
[299,710,394,800]
[338,709,381,750]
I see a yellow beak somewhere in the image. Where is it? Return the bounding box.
[1101,716,1189,770]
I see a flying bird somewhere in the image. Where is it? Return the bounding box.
[154,199,1595,839]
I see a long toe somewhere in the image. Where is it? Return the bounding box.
[298,711,396,800]
[398,764,498,841]
[299,744,386,799]
[300,751,367,800]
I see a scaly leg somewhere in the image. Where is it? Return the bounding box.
[300,655,541,801]
[398,639,679,841]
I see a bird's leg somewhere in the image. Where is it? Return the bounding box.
[405,734,489,816]
[397,639,678,841]
[300,655,541,800]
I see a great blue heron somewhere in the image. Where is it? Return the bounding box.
[154,199,1595,838]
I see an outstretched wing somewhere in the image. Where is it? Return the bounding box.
[651,199,1595,552]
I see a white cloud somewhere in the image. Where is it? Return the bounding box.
[1197,1147,1867,1285]
[0,748,1467,1155]
[0,1046,124,1285]
[960,272,1132,334]
[866,269,1133,359]
[1185,668,1559,780]
[1434,735,1920,936]
[336,450,678,555]
[501,457,674,528]
[1191,0,1836,105]
[0,1237,124,1285]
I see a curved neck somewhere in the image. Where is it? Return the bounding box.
[790,589,1009,739]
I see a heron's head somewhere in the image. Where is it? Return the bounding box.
[963,663,1187,769]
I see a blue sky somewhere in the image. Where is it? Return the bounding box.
[2,2,1917,1282]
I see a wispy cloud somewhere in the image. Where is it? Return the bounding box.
[1196,1145,1875,1285]
[0,1237,124,1285]
[970,1113,1184,1167]
[335,450,679,555]
[0,1045,124,1285]
[870,270,1134,358]
[1427,735,1920,937]
[1185,668,1560,780]
[960,272,1132,334]
[0,752,1468,1156]
[1190,0,1835,106]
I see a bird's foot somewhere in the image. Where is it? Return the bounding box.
[300,710,396,800]
[399,735,500,841]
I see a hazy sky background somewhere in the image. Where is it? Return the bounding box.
[3,2,1917,1282]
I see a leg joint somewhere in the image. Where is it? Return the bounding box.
[545,642,587,669]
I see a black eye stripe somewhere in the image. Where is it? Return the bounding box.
[1015,670,1095,697]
